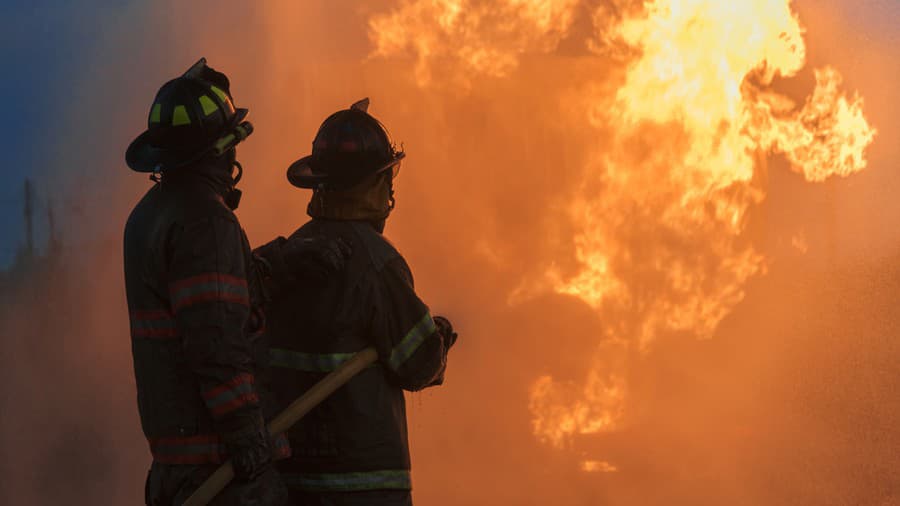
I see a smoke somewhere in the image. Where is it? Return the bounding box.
[2,1,898,505]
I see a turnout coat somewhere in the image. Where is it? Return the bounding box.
[262,219,452,494]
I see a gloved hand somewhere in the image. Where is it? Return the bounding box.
[254,235,352,293]
[222,423,274,482]
[433,315,458,349]
[233,466,288,506]
[281,234,352,283]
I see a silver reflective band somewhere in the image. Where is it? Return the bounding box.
[270,348,358,373]
[283,469,411,491]
[388,312,436,370]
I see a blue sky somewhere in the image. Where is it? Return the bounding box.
[0,1,145,264]
[0,1,161,266]
[0,4,76,263]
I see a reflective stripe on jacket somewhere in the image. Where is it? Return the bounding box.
[261,220,450,492]
[123,171,283,460]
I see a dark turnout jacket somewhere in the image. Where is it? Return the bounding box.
[123,172,288,466]
[263,219,451,494]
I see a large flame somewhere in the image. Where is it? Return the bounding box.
[372,0,875,453]
[369,0,579,87]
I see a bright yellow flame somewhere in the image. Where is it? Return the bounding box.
[750,66,877,182]
[535,0,875,447]
[369,0,876,452]
[529,359,628,446]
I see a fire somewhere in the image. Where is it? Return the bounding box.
[369,0,875,451]
[538,0,875,447]
[581,459,619,473]
[529,357,628,447]
[369,0,579,87]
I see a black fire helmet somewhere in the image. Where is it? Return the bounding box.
[287,98,405,191]
[126,58,252,173]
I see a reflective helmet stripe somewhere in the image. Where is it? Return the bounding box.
[210,85,230,105]
[149,103,162,123]
[209,85,236,117]
[172,105,191,126]
[198,95,218,116]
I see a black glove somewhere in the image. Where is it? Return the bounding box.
[232,466,288,506]
[433,315,458,349]
[254,235,351,293]
[236,467,288,506]
[282,234,352,283]
[222,423,274,482]
[203,457,288,506]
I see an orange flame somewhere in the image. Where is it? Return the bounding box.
[369,0,579,88]
[538,0,875,447]
[581,459,619,473]
[369,0,876,450]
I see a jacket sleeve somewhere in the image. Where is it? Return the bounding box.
[251,236,294,300]
[368,257,450,391]
[167,214,265,436]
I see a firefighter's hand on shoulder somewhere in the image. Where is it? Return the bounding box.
[282,234,352,283]
[433,315,458,349]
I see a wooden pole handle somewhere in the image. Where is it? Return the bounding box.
[182,347,379,506]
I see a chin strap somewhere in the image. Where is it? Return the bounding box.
[224,160,244,210]
[150,164,162,183]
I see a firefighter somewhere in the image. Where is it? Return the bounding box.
[123,59,347,505]
[257,98,459,506]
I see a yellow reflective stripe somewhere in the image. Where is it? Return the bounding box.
[172,105,190,126]
[269,348,359,373]
[388,312,437,370]
[283,470,411,492]
[149,104,161,123]
[199,95,218,116]
[210,85,229,104]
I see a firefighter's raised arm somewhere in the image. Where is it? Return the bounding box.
[368,257,458,391]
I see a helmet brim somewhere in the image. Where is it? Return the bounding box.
[286,151,406,190]
[285,156,326,189]
[125,108,248,173]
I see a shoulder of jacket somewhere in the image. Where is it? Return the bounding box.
[290,220,404,272]
[348,222,403,272]
[168,187,239,228]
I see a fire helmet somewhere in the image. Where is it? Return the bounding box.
[126,58,253,173]
[287,98,405,191]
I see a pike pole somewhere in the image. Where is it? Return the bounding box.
[182,347,379,506]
